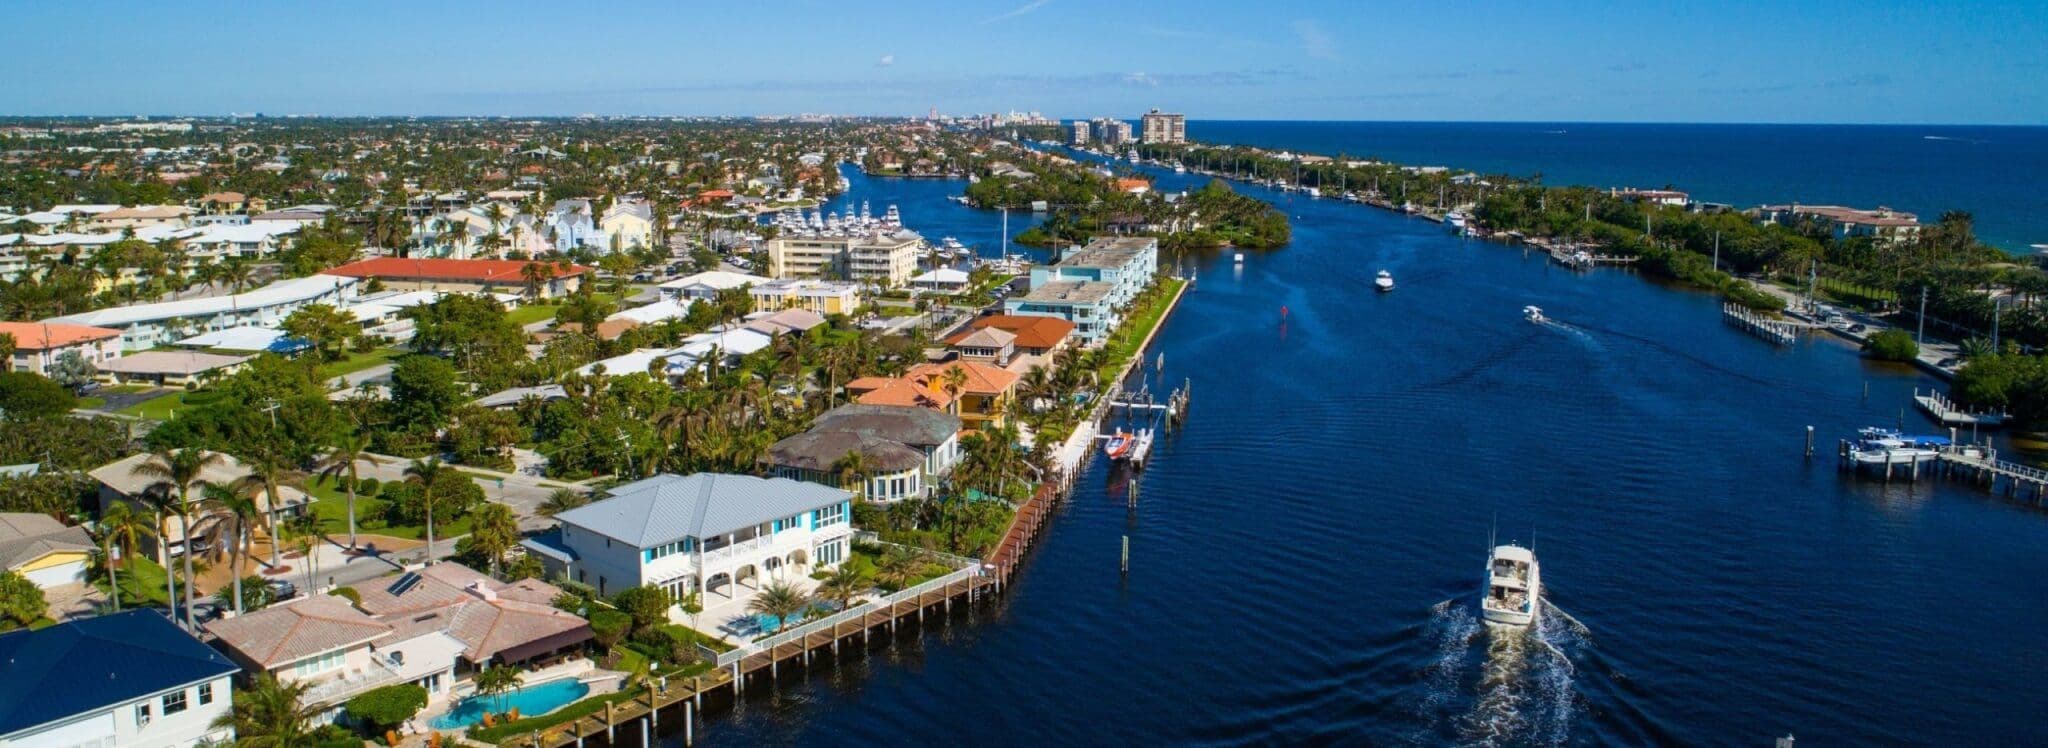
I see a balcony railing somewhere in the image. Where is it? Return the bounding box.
[300,655,404,705]
[698,534,773,566]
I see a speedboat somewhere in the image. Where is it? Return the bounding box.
[1103,430,1136,459]
[1846,427,1948,468]
[1523,305,1545,323]
[1482,544,1541,627]
[1374,270,1395,292]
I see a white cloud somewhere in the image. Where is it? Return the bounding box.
[1123,72,1159,87]
[1292,20,1337,61]
[878,54,895,67]
[981,0,1050,25]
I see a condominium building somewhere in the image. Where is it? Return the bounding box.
[1008,236,1160,345]
[1141,109,1186,144]
[1755,204,1923,245]
[1069,120,1090,145]
[45,274,360,351]
[764,230,921,286]
[1092,118,1134,146]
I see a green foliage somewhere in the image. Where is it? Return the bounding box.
[331,586,362,605]
[0,372,77,421]
[46,350,98,391]
[590,610,633,648]
[1865,329,1920,361]
[214,575,276,612]
[344,684,429,733]
[0,570,45,627]
[385,354,464,437]
[280,303,361,361]
[611,585,671,632]
[379,469,483,526]
[0,472,95,516]
[405,294,525,389]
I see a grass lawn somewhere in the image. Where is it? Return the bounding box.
[506,303,561,326]
[75,396,105,409]
[97,556,173,609]
[315,347,403,379]
[1096,277,1187,378]
[117,391,195,421]
[303,476,476,541]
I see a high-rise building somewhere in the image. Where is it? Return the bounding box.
[1069,120,1090,145]
[1092,118,1134,146]
[1141,109,1186,144]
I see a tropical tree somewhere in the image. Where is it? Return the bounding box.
[235,446,299,567]
[467,502,519,579]
[95,502,154,612]
[0,570,44,627]
[746,580,813,633]
[212,673,320,747]
[830,450,869,498]
[537,488,588,517]
[404,458,448,563]
[473,665,525,712]
[315,433,383,550]
[813,563,871,611]
[204,484,263,615]
[130,448,224,628]
[875,548,923,591]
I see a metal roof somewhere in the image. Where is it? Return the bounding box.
[0,610,238,736]
[554,473,851,547]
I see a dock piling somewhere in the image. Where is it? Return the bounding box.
[1805,426,1814,459]
[1121,535,1130,574]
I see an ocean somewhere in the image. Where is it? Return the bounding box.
[1188,121,2048,253]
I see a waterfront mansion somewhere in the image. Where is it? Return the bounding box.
[523,473,855,610]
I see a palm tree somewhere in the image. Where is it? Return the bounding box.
[130,448,225,629]
[404,458,448,563]
[473,665,525,712]
[95,502,154,612]
[315,433,383,550]
[537,488,589,517]
[205,484,263,615]
[746,581,813,633]
[219,256,255,294]
[468,503,519,579]
[875,548,922,591]
[236,447,298,567]
[212,673,319,748]
[830,450,869,498]
[939,364,971,406]
[814,564,871,612]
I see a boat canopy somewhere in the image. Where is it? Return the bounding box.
[1492,545,1535,563]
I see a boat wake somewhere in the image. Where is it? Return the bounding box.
[1529,315,1603,353]
[1412,598,1591,747]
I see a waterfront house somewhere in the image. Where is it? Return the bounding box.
[324,257,588,299]
[847,360,1020,432]
[0,320,122,377]
[947,327,1017,367]
[89,451,312,564]
[0,512,94,590]
[947,314,1075,358]
[1755,203,1922,245]
[0,610,238,748]
[522,473,855,607]
[205,565,590,720]
[765,404,963,502]
[1613,187,1689,208]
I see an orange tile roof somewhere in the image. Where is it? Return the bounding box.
[0,321,121,350]
[905,361,1020,396]
[848,376,955,409]
[325,258,588,283]
[948,314,1076,350]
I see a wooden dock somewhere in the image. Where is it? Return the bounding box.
[1723,303,1801,345]
[1934,446,2048,503]
[1914,387,2005,428]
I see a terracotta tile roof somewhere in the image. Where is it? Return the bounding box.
[848,376,954,409]
[905,361,1020,396]
[352,563,590,663]
[204,594,393,669]
[948,314,1076,350]
[325,258,589,283]
[0,321,121,350]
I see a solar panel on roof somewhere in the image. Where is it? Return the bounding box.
[388,572,422,596]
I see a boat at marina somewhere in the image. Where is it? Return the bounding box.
[1483,543,1542,627]
[1523,305,1546,323]
[1103,430,1137,460]
[1845,427,1948,468]
[1445,211,1470,233]
[1374,270,1395,292]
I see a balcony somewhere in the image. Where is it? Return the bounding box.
[300,655,403,705]
[698,534,774,566]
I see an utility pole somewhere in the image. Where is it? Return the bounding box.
[1712,232,1720,272]
[1807,261,1818,313]
[1916,286,1929,345]
[1993,298,2003,350]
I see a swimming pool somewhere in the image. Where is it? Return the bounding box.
[428,677,590,729]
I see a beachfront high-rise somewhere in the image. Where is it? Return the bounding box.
[1141,109,1186,144]
[1070,120,1090,146]
[1092,118,1134,146]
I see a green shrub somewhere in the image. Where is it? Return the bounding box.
[331,586,362,605]
[356,477,381,496]
[345,684,428,734]
[1865,329,1920,361]
[590,610,632,648]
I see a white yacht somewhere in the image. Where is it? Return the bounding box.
[1234,252,1245,264]
[1374,270,1394,292]
[1483,544,1541,627]
[1523,305,1546,323]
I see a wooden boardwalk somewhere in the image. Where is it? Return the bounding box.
[1935,446,2048,503]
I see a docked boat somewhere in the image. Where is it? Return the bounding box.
[1173,163,1187,174]
[941,237,966,252]
[1523,305,1545,323]
[1846,427,1948,468]
[1445,211,1470,233]
[1306,187,1322,199]
[1374,270,1395,292]
[1483,544,1541,627]
[1234,252,1245,264]
[1103,430,1137,460]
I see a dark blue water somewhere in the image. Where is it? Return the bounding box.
[685,162,2048,746]
[1189,121,2048,253]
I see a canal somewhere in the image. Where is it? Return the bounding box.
[690,162,2048,746]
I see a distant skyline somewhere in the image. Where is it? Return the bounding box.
[3,0,2044,125]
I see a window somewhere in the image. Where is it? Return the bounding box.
[816,502,846,528]
[135,703,151,726]
[643,538,691,564]
[163,690,187,715]
[292,649,346,677]
[197,683,213,706]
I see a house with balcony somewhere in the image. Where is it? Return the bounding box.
[845,361,1020,432]
[0,610,238,748]
[522,473,855,613]
[765,405,963,502]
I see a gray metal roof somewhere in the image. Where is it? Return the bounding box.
[811,404,960,447]
[555,473,851,547]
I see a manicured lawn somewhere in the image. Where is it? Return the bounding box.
[303,476,475,541]
[506,303,561,326]
[1097,277,1187,377]
[97,555,173,609]
[315,347,403,378]
[117,391,196,421]
[75,396,105,409]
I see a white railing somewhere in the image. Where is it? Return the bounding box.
[301,656,404,705]
[709,564,983,668]
[698,534,772,565]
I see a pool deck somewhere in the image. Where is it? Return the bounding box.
[413,660,618,732]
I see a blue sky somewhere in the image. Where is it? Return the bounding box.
[4,0,2044,123]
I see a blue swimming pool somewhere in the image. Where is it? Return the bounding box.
[429,677,590,729]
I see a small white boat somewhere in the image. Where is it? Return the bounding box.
[941,237,966,251]
[1483,544,1541,628]
[1306,187,1322,199]
[1523,305,1545,323]
[1234,252,1245,264]
[1173,163,1187,174]
[1374,270,1394,292]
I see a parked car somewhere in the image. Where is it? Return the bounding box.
[266,579,298,601]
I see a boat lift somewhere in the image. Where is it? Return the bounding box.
[1096,378,1192,471]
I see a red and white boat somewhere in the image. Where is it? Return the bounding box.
[1102,430,1136,460]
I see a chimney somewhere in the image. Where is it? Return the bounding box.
[467,581,497,602]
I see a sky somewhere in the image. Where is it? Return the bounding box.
[3,0,2044,124]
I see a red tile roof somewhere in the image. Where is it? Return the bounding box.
[0,321,121,350]
[325,258,588,283]
[947,315,1075,350]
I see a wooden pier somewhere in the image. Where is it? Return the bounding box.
[1933,445,2048,504]
[1723,303,1801,345]
[1914,387,2005,429]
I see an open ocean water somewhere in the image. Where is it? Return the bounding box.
[669,139,2048,746]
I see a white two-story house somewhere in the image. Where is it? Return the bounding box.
[525,473,855,608]
[0,610,238,748]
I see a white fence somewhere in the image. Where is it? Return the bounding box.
[706,564,983,669]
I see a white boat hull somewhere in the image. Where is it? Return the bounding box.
[1482,602,1539,627]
